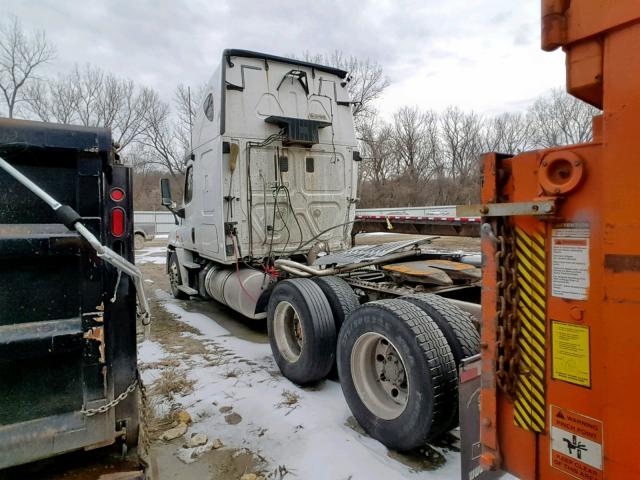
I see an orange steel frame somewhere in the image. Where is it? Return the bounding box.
[479,1,640,479]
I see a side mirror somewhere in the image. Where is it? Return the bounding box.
[353,150,362,162]
[160,178,173,206]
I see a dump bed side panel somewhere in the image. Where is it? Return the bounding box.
[0,119,138,468]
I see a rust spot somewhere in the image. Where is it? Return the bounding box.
[605,254,640,273]
[84,325,105,363]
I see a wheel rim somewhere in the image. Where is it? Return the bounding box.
[273,301,304,363]
[135,234,144,250]
[169,258,180,294]
[351,332,409,420]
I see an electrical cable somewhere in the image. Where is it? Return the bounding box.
[245,131,286,257]
[271,219,357,257]
[281,185,303,252]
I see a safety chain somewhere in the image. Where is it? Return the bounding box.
[81,376,138,417]
[137,371,151,462]
[494,221,521,395]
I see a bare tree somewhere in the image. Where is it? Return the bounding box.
[173,83,206,156]
[392,106,440,180]
[298,50,390,122]
[358,115,394,186]
[440,107,484,181]
[484,112,532,154]
[137,87,193,179]
[0,16,55,118]
[528,88,599,148]
[25,73,77,124]
[26,64,153,149]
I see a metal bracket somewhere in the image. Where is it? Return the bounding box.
[457,200,556,217]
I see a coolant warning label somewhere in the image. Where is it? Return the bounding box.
[551,405,603,480]
[552,321,591,387]
[552,225,590,300]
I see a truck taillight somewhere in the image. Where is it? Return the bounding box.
[111,208,125,237]
[110,188,125,201]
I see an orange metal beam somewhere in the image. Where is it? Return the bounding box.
[481,1,640,479]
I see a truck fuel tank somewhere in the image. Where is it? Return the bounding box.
[204,265,275,319]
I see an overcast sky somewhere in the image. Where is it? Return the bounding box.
[5,0,565,118]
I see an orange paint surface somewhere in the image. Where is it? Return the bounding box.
[480,2,640,478]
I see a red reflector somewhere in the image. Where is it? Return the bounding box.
[111,208,125,237]
[110,188,125,202]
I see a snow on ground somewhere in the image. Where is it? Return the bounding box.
[139,288,463,480]
[136,246,166,265]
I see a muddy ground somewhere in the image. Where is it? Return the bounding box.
[137,246,271,480]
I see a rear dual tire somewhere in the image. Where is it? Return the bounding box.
[400,293,480,433]
[337,299,458,451]
[267,279,336,385]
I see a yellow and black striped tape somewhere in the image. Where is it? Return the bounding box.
[513,226,547,433]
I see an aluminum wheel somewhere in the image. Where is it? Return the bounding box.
[273,301,304,363]
[350,332,409,420]
[168,255,181,295]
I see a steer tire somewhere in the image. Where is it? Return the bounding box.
[401,293,480,366]
[267,279,336,385]
[311,276,360,331]
[337,299,457,451]
[168,252,189,299]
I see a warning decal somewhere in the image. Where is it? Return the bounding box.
[552,225,590,300]
[550,405,603,480]
[552,321,591,387]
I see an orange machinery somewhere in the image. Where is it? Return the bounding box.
[468,1,640,479]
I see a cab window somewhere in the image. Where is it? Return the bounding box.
[184,166,193,204]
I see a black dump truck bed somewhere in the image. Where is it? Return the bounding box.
[0,118,139,468]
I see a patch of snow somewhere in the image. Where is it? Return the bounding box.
[136,247,167,265]
[150,293,469,480]
[137,256,166,265]
[138,339,168,363]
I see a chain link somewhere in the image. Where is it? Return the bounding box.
[81,377,138,417]
[137,371,151,462]
[494,222,521,395]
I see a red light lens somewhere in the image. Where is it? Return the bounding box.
[110,188,125,202]
[111,208,125,237]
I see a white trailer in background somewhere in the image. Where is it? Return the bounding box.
[160,49,480,454]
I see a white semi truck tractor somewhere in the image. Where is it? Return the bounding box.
[161,49,481,451]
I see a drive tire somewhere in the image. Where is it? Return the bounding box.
[401,293,480,433]
[311,276,359,331]
[168,252,189,299]
[401,293,480,366]
[267,279,336,385]
[337,299,457,451]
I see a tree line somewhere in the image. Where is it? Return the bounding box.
[1,16,599,210]
[357,90,598,207]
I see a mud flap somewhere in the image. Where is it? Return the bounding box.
[459,355,506,480]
